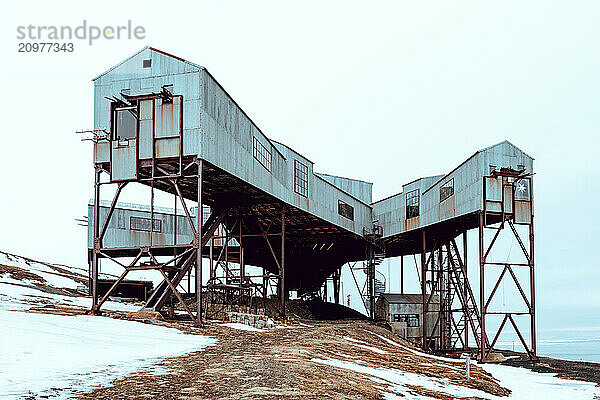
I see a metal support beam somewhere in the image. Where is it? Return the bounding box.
[479,212,486,361]
[421,229,427,350]
[529,218,537,357]
[400,256,404,294]
[91,167,101,312]
[333,269,340,304]
[478,209,536,362]
[280,206,286,317]
[463,231,468,348]
[196,159,203,327]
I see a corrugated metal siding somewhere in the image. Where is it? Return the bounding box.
[198,69,371,237]
[315,173,373,204]
[87,204,195,249]
[374,141,534,238]
[110,140,137,180]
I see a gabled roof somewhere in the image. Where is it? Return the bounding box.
[422,140,533,195]
[92,46,204,81]
[316,173,373,186]
[92,47,289,161]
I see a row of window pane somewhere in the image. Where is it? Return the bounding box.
[253,137,272,171]
[294,160,309,197]
[130,216,162,233]
[392,313,420,327]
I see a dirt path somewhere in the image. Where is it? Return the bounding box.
[77,319,508,400]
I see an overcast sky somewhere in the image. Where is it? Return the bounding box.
[1,1,599,338]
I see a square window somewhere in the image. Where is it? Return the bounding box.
[142,59,152,68]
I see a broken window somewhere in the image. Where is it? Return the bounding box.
[407,314,419,327]
[439,179,454,202]
[253,137,272,172]
[393,313,419,327]
[294,160,309,197]
[113,106,137,140]
[406,189,419,219]
[514,178,530,201]
[338,200,354,221]
[130,216,162,233]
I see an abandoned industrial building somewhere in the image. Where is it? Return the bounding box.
[375,294,440,347]
[86,46,536,362]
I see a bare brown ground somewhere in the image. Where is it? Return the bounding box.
[70,315,509,400]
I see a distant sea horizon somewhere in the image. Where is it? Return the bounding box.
[497,326,600,363]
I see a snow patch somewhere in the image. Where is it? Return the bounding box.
[481,363,600,400]
[365,330,463,363]
[0,279,140,312]
[223,322,265,332]
[0,310,216,399]
[344,336,388,354]
[311,356,492,399]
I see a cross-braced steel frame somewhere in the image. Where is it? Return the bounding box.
[478,212,536,361]
[419,231,487,353]
[418,172,536,362]
[89,158,287,326]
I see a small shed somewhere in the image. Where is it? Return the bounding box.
[375,293,440,346]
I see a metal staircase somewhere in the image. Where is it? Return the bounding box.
[445,239,488,350]
[350,224,385,318]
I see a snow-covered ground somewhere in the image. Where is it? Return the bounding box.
[0,251,216,399]
[223,322,265,332]
[481,363,600,400]
[0,251,137,312]
[0,310,216,399]
[2,251,600,399]
[316,333,600,400]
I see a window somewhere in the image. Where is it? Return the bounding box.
[393,314,420,327]
[514,178,530,201]
[406,189,419,219]
[253,137,272,171]
[294,160,309,197]
[338,200,354,221]
[113,106,137,140]
[142,59,152,68]
[130,216,162,233]
[407,314,419,327]
[440,179,454,202]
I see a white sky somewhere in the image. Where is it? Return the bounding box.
[1,1,599,335]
